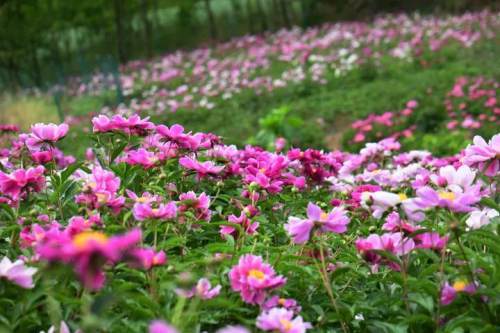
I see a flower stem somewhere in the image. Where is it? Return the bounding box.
[316,240,349,333]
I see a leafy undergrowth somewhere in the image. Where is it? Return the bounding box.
[0,115,498,332]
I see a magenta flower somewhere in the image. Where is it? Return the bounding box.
[75,167,126,212]
[179,191,212,221]
[0,257,37,289]
[156,124,187,143]
[92,114,154,136]
[133,201,177,221]
[462,134,499,176]
[414,232,448,251]
[124,148,159,169]
[149,320,178,333]
[285,203,350,244]
[256,308,312,333]
[179,156,224,178]
[131,248,167,269]
[440,280,477,305]
[26,123,69,149]
[0,165,45,201]
[229,254,286,305]
[37,229,142,290]
[221,212,259,238]
[355,233,415,272]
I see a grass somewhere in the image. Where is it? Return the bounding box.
[0,94,60,130]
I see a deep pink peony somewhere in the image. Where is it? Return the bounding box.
[229,254,286,304]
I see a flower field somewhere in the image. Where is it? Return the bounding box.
[0,9,499,333]
[0,114,499,332]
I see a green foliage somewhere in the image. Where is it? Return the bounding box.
[402,131,471,156]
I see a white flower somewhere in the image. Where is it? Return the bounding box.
[466,209,499,230]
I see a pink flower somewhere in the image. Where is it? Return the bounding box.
[306,203,350,233]
[284,217,314,244]
[285,203,350,244]
[179,191,212,221]
[37,229,142,290]
[275,137,287,152]
[0,166,45,201]
[221,212,259,238]
[355,233,415,272]
[414,232,448,250]
[0,257,37,288]
[92,115,115,133]
[179,156,224,178]
[149,320,178,333]
[415,186,480,213]
[124,148,159,169]
[406,100,418,109]
[133,201,177,221]
[177,278,222,300]
[462,134,499,176]
[229,254,286,305]
[256,308,312,333]
[440,280,477,305]
[262,295,301,314]
[76,167,125,213]
[26,123,69,149]
[131,248,167,269]
[92,114,154,136]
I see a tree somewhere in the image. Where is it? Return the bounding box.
[140,0,154,59]
[112,0,127,63]
[204,0,217,41]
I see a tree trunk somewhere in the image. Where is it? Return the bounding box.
[278,0,291,28]
[256,0,268,32]
[271,0,281,29]
[230,0,242,35]
[140,0,153,58]
[204,0,218,42]
[30,45,42,87]
[113,0,127,63]
[245,0,255,34]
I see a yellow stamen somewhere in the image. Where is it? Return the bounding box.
[136,197,148,203]
[279,318,293,331]
[438,191,456,201]
[259,168,266,174]
[453,280,467,292]
[95,193,108,204]
[398,193,408,201]
[248,269,265,281]
[278,298,287,305]
[73,231,108,249]
[320,212,328,221]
